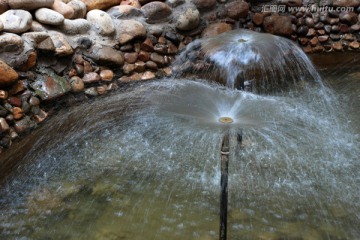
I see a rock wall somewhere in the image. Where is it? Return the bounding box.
[0,0,359,153]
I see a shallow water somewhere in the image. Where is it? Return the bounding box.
[0,66,359,239]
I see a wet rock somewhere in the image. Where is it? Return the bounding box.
[20,51,37,71]
[150,52,165,66]
[29,96,40,106]
[49,32,73,56]
[85,44,124,66]
[253,13,266,26]
[277,0,302,6]
[22,32,55,51]
[80,0,122,11]
[176,8,200,31]
[332,42,343,50]
[83,61,93,73]
[141,37,154,51]
[225,0,249,19]
[134,61,145,72]
[118,20,147,44]
[0,33,23,53]
[333,0,360,7]
[141,1,172,23]
[349,41,359,49]
[0,117,9,133]
[124,52,138,63]
[350,24,360,32]
[34,109,47,123]
[318,35,329,42]
[0,10,32,33]
[141,71,155,80]
[0,60,18,87]
[0,0,9,15]
[297,25,309,36]
[52,0,74,19]
[8,97,21,107]
[107,5,141,18]
[309,36,318,46]
[339,24,349,33]
[193,0,215,10]
[201,22,232,37]
[12,107,23,120]
[330,33,340,40]
[343,33,354,41]
[138,50,150,61]
[0,90,7,99]
[306,28,316,37]
[69,76,84,93]
[8,0,54,10]
[263,15,294,37]
[305,17,315,27]
[86,10,115,36]
[100,69,114,81]
[31,72,71,100]
[84,87,98,96]
[339,12,358,25]
[82,72,101,83]
[68,0,87,19]
[13,116,33,133]
[35,8,64,26]
[121,0,141,8]
[96,85,107,95]
[58,19,90,35]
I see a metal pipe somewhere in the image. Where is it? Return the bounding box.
[220,131,230,240]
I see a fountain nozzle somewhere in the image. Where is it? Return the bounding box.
[219,117,233,124]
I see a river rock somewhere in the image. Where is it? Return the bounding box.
[52,0,74,19]
[176,8,200,31]
[69,76,84,92]
[141,71,155,80]
[339,12,358,25]
[0,10,32,33]
[150,52,165,66]
[58,19,90,35]
[0,0,9,14]
[277,0,302,6]
[349,41,359,49]
[0,33,23,53]
[333,0,360,7]
[49,32,73,56]
[22,32,55,51]
[225,0,249,19]
[68,0,87,19]
[86,10,115,36]
[141,1,172,23]
[85,44,124,66]
[8,0,54,10]
[100,69,114,81]
[118,20,147,44]
[107,5,141,18]
[263,15,293,37]
[31,73,71,100]
[82,72,100,83]
[80,0,121,11]
[332,42,343,50]
[192,0,216,9]
[0,117,9,133]
[318,35,329,42]
[35,8,64,26]
[0,60,18,86]
[201,22,232,37]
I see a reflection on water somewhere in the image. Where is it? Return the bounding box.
[0,70,359,239]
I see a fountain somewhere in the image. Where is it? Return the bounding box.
[0,30,359,239]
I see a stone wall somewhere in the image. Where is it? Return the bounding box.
[0,0,359,153]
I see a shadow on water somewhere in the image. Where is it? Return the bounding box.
[0,30,359,239]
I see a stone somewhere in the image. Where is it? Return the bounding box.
[343,33,354,41]
[0,90,7,99]
[29,96,40,106]
[58,19,90,35]
[141,38,154,51]
[124,52,138,63]
[225,0,249,20]
[69,76,84,92]
[82,72,101,83]
[84,87,98,96]
[332,42,343,50]
[176,8,200,31]
[339,12,358,25]
[14,116,33,133]
[253,13,265,26]
[121,0,141,8]
[277,0,302,6]
[141,1,172,23]
[297,26,309,36]
[305,17,315,27]
[107,5,141,18]
[34,109,47,123]
[85,44,124,66]
[0,33,24,53]
[0,10,32,34]
[340,24,349,33]
[12,107,23,120]
[30,20,47,32]
[118,20,147,44]
[141,71,155,80]
[138,50,150,61]
[349,41,359,49]
[330,33,340,40]
[20,51,37,71]
[52,0,74,19]
[192,0,216,10]
[145,60,157,69]
[263,15,294,37]
[8,0,54,10]
[333,0,360,7]
[31,73,71,100]
[201,22,232,38]
[83,61,93,73]
[96,85,107,95]
[309,37,318,46]
[318,35,329,42]
[123,63,135,74]
[306,28,316,37]
[100,69,114,81]
[0,117,9,133]
[86,10,115,36]
[350,24,360,32]
[35,8,64,26]
[150,52,165,66]
[0,0,9,15]
[49,32,73,56]
[67,0,87,19]
[134,61,145,72]
[79,0,121,11]
[298,37,308,45]
[0,60,18,87]
[22,32,55,51]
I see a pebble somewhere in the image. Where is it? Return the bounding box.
[31,74,71,100]
[107,5,141,18]
[82,72,101,83]
[12,107,23,120]
[29,96,40,106]
[349,41,359,49]
[99,69,114,81]
[0,60,18,87]
[0,90,8,99]
[193,0,216,10]
[141,71,155,80]
[134,61,146,72]
[58,19,91,35]
[150,52,165,66]
[339,12,358,25]
[0,117,9,133]
[8,0,54,10]
[83,61,93,73]
[52,0,74,19]
[96,85,107,95]
[141,1,172,23]
[138,51,150,61]
[118,20,147,45]
[225,0,249,19]
[333,0,360,7]
[86,10,115,36]
[176,8,200,31]
[69,76,84,92]
[0,10,32,34]
[67,0,87,19]
[201,22,232,38]
[34,109,47,123]
[80,0,121,11]
[123,63,135,74]
[0,0,9,15]
[124,52,138,64]
[85,45,124,66]
[263,15,294,37]
[332,42,343,51]
[35,8,64,26]
[49,32,74,56]
[84,87,98,96]
[7,97,21,107]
